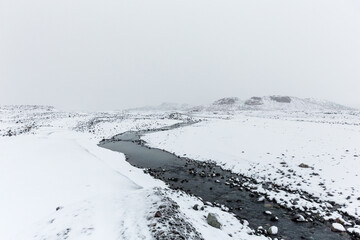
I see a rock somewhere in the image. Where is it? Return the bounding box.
[264,210,272,215]
[207,213,221,229]
[268,226,278,235]
[256,226,266,234]
[56,206,63,211]
[299,163,310,168]
[154,211,162,218]
[335,217,351,226]
[257,196,265,202]
[292,214,306,222]
[347,227,360,237]
[331,223,346,232]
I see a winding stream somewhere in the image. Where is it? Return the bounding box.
[99,122,353,240]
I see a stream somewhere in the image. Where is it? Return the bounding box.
[99,121,353,240]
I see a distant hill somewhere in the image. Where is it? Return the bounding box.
[206,96,354,111]
[126,96,355,112]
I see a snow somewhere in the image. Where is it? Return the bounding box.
[0,105,264,240]
[143,111,360,221]
[0,130,163,240]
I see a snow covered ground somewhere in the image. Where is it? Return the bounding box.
[143,110,360,226]
[0,105,265,240]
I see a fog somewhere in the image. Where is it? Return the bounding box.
[1,0,360,111]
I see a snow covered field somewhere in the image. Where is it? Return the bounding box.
[0,105,264,240]
[144,111,360,225]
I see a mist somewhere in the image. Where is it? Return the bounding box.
[1,0,360,111]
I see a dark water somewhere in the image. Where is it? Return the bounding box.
[100,125,354,240]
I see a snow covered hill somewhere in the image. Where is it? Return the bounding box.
[207,96,354,112]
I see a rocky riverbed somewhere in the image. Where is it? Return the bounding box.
[100,124,359,240]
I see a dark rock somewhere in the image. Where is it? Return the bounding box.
[154,211,162,218]
[207,213,221,229]
[299,163,310,168]
[56,206,63,211]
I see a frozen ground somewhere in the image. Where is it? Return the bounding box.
[143,110,360,231]
[0,105,265,240]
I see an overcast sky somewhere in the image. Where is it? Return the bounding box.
[1,0,360,111]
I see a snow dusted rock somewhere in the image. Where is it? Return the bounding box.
[268,226,278,235]
[207,213,221,229]
[347,227,360,237]
[331,223,346,232]
[257,196,265,202]
[336,217,352,226]
[256,226,266,234]
[264,210,272,215]
[292,214,306,222]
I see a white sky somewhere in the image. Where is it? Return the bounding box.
[1,0,360,111]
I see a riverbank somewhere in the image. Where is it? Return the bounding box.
[143,111,360,238]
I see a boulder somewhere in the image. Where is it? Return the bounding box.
[207,213,221,229]
[331,223,346,232]
[154,211,162,218]
[193,204,199,211]
[292,214,306,222]
[299,163,310,168]
[268,226,278,235]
